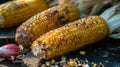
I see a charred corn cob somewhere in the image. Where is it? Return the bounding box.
[15,4,79,47]
[0,0,48,28]
[31,16,108,60]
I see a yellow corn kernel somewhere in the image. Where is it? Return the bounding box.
[68,60,77,67]
[79,51,86,56]
[93,63,97,67]
[51,59,56,64]
[15,4,79,47]
[31,16,108,60]
[0,0,48,28]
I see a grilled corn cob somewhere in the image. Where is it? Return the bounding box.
[31,16,108,60]
[0,0,48,28]
[16,4,79,47]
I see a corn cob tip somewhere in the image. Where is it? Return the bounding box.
[15,31,30,47]
[31,44,46,59]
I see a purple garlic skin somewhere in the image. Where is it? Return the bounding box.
[0,44,20,60]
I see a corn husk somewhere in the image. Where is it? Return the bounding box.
[58,0,119,18]
[46,0,58,7]
[100,4,120,38]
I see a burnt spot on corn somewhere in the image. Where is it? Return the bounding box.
[81,22,86,25]
[89,17,93,20]
[51,10,58,15]
[46,13,52,18]
[15,31,31,47]
[61,19,69,25]
[63,6,69,14]
[73,23,79,27]
[57,15,65,21]
[57,15,69,25]
[46,10,58,18]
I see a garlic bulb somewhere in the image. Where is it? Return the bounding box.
[0,44,20,60]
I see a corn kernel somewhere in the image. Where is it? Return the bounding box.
[79,51,86,56]
[93,63,97,67]
[68,60,77,67]
[51,59,56,64]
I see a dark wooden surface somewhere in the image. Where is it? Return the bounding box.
[0,26,120,67]
[0,27,18,46]
[0,37,120,67]
[0,27,17,38]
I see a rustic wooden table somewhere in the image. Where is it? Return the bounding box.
[0,37,120,67]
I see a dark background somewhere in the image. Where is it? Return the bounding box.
[0,0,12,4]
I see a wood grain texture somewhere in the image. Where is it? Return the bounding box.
[0,27,17,46]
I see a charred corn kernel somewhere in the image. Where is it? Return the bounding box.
[16,4,79,47]
[31,16,108,60]
[0,0,48,28]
